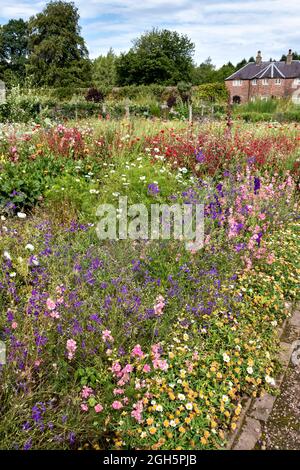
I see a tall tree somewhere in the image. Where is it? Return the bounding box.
[27,1,91,87]
[116,28,195,86]
[0,19,28,83]
[92,48,117,89]
[191,57,216,85]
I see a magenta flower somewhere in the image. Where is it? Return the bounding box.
[66,339,77,360]
[81,386,93,399]
[112,400,123,410]
[132,344,144,358]
[102,329,114,342]
[94,404,103,413]
[46,298,56,311]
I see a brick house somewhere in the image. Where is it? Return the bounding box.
[225,50,300,104]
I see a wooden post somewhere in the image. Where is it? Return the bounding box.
[188,101,193,123]
[125,98,130,119]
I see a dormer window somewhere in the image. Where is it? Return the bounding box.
[275,79,281,85]
[233,80,242,86]
[252,79,257,85]
[262,79,269,85]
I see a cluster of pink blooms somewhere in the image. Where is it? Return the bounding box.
[102,329,114,342]
[151,343,169,371]
[46,286,65,319]
[131,344,145,358]
[80,386,103,413]
[66,339,77,361]
[131,399,144,423]
[153,295,165,316]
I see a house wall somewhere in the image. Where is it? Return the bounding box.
[225,81,249,103]
[226,78,300,103]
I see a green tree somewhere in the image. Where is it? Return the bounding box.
[280,51,300,61]
[116,28,195,86]
[0,19,29,83]
[92,48,117,89]
[215,62,236,82]
[191,57,216,85]
[27,1,91,88]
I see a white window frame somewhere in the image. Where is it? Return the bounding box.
[262,79,269,85]
[252,79,257,85]
[233,80,242,87]
[261,96,268,101]
[275,79,281,85]
[294,78,300,85]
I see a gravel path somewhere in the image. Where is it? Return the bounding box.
[260,317,300,450]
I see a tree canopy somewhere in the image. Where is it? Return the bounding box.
[0,19,28,84]
[116,28,195,86]
[27,1,91,87]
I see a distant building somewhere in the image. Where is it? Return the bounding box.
[0,80,5,104]
[225,50,300,104]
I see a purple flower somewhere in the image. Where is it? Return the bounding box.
[147,183,160,196]
[254,177,260,194]
[195,149,205,163]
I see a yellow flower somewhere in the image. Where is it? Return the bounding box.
[179,426,186,433]
[231,423,237,431]
[149,427,157,435]
[146,417,154,425]
[163,420,170,427]
[200,437,207,445]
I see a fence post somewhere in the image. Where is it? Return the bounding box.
[188,101,193,123]
[125,98,130,119]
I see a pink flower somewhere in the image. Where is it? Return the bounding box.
[50,311,60,319]
[111,362,121,374]
[12,322,18,329]
[46,298,56,311]
[143,364,151,373]
[102,329,114,342]
[131,400,144,423]
[113,388,124,395]
[122,364,133,374]
[132,344,144,358]
[112,400,123,410]
[81,403,88,412]
[81,386,93,399]
[94,404,103,413]
[66,339,77,360]
[153,358,169,371]
[154,295,165,316]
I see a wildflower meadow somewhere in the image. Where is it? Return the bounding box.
[0,117,299,450]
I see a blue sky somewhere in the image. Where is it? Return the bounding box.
[0,0,300,66]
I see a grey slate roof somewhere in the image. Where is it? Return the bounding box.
[226,61,300,80]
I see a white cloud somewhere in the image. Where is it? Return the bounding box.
[0,0,300,66]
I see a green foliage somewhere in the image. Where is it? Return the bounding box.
[194,82,229,102]
[116,28,195,86]
[0,19,29,84]
[191,57,216,85]
[92,48,117,89]
[27,1,91,88]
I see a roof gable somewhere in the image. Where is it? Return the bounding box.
[226,60,300,80]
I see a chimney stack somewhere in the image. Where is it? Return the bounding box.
[286,49,293,65]
[256,50,262,65]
